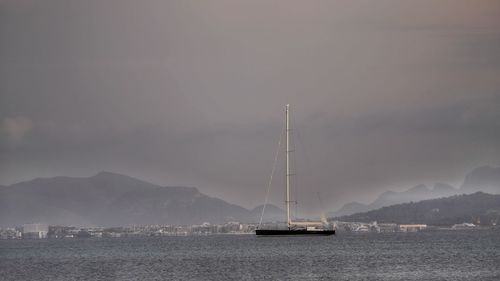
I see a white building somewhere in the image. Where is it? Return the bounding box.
[23,223,49,239]
[399,224,427,232]
[452,223,476,230]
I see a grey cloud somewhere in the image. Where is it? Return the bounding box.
[1,0,500,213]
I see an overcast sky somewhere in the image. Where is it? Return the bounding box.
[1,0,500,213]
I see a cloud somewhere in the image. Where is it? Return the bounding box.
[1,0,500,211]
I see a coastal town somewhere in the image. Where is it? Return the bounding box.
[0,221,492,240]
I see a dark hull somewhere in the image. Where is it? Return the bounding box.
[256,229,335,236]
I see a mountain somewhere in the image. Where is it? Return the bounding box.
[250,204,286,222]
[336,192,500,226]
[332,202,371,217]
[331,166,500,217]
[0,172,282,227]
[331,183,459,217]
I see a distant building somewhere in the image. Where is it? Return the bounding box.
[452,223,476,230]
[399,224,427,232]
[23,223,49,239]
[378,223,398,233]
[354,225,370,232]
[0,228,22,239]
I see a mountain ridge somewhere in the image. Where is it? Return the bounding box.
[330,166,500,217]
[3,165,499,227]
[335,192,500,226]
[0,172,282,227]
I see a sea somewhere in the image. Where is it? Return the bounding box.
[1,230,499,281]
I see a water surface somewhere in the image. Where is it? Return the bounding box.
[1,230,499,280]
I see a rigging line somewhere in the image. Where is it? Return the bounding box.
[291,113,309,219]
[291,120,299,220]
[294,118,313,182]
[316,192,326,215]
[258,122,286,228]
[297,127,326,219]
[294,114,325,216]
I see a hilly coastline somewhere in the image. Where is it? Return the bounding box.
[2,166,500,227]
[0,172,283,227]
[330,166,500,217]
[336,192,500,226]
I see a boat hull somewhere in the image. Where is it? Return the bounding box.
[255,229,335,236]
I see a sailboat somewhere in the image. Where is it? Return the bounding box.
[256,104,335,236]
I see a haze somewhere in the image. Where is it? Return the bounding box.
[1,0,500,213]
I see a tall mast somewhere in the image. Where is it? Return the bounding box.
[286,104,291,226]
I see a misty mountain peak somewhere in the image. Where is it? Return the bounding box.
[407,184,429,193]
[92,171,143,182]
[89,171,159,191]
[433,183,455,192]
[0,173,265,227]
[332,182,460,217]
[94,171,122,178]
